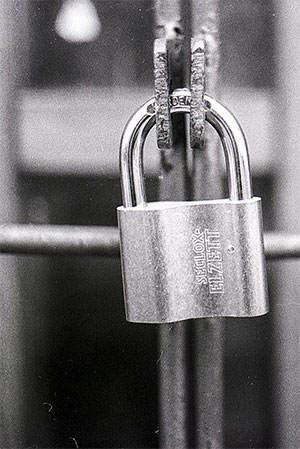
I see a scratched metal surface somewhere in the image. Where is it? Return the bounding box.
[118,198,268,323]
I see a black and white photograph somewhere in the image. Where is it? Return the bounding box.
[0,1,297,448]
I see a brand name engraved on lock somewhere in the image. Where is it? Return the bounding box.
[169,88,191,110]
[192,228,224,294]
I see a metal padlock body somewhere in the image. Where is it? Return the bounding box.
[118,198,266,322]
[118,92,269,323]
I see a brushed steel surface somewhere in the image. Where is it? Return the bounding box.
[119,91,269,323]
[118,198,268,323]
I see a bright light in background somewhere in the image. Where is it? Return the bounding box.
[55,0,101,43]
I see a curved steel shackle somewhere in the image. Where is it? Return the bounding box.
[120,90,252,208]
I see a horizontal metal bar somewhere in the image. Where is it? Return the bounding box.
[0,225,298,259]
[264,232,300,260]
[0,225,120,256]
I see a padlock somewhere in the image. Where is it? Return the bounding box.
[117,89,269,323]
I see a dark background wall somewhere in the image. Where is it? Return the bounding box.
[29,0,275,89]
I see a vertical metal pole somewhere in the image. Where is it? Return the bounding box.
[190,1,224,448]
[0,1,27,446]
[273,1,300,447]
[154,2,190,448]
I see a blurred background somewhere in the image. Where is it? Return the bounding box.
[0,0,299,448]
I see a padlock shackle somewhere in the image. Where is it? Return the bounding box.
[206,95,252,201]
[120,93,252,207]
[119,99,155,208]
